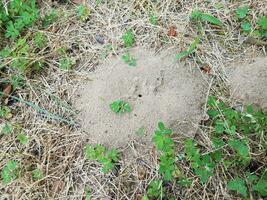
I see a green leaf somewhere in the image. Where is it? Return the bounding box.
[228,139,250,159]
[176,36,201,60]
[227,178,248,197]
[122,29,135,48]
[1,160,18,184]
[59,57,74,70]
[122,53,137,66]
[147,180,164,198]
[241,21,251,33]
[253,170,267,197]
[211,138,225,149]
[17,133,28,145]
[200,13,223,26]
[257,16,267,30]
[32,168,43,180]
[158,122,165,131]
[77,5,90,21]
[236,6,249,19]
[176,51,190,60]
[191,10,223,26]
[178,178,192,187]
[149,14,158,25]
[42,10,58,28]
[1,122,13,135]
[110,100,132,113]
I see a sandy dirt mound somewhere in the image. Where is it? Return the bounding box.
[74,48,207,146]
[229,57,267,110]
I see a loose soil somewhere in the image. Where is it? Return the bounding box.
[74,47,208,146]
[229,57,267,111]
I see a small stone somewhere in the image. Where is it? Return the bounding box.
[95,35,104,44]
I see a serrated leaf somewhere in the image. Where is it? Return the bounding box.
[200,13,223,26]
[236,6,249,19]
[17,133,28,145]
[158,122,165,131]
[227,178,247,197]
[241,21,251,32]
[228,139,250,159]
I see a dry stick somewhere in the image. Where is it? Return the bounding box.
[0,91,77,125]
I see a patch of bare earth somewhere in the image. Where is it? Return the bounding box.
[1,0,266,199]
[229,57,267,110]
[74,47,207,146]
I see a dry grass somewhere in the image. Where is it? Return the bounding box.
[0,0,266,199]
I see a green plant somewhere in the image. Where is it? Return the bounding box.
[42,9,58,28]
[149,14,158,25]
[252,169,267,197]
[33,32,47,49]
[85,144,119,173]
[241,21,251,33]
[32,168,43,180]
[191,10,223,26]
[227,178,247,197]
[59,57,75,70]
[176,36,201,60]
[77,5,90,21]
[122,29,135,48]
[1,122,13,135]
[0,106,12,119]
[184,139,215,183]
[152,122,176,181]
[122,53,136,66]
[146,180,165,199]
[110,100,131,113]
[256,16,267,37]
[1,160,18,184]
[17,133,28,145]
[236,6,249,19]
[0,0,39,39]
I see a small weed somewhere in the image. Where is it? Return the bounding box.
[227,178,248,197]
[32,168,43,180]
[59,57,75,70]
[1,160,18,185]
[122,29,135,48]
[34,32,47,49]
[42,9,58,28]
[149,14,158,25]
[85,187,91,200]
[236,6,249,19]
[1,122,13,135]
[77,5,90,22]
[253,170,267,197]
[256,16,267,37]
[122,53,137,66]
[17,133,29,145]
[191,10,223,26]
[241,21,251,33]
[152,122,176,181]
[184,139,215,183]
[176,36,201,60]
[110,100,131,114]
[0,106,12,119]
[85,144,119,173]
[145,180,165,199]
[0,0,39,39]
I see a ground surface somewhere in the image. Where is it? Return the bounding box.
[0,0,266,200]
[74,47,207,146]
[229,57,267,111]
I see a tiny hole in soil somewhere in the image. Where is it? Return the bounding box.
[138,94,142,97]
